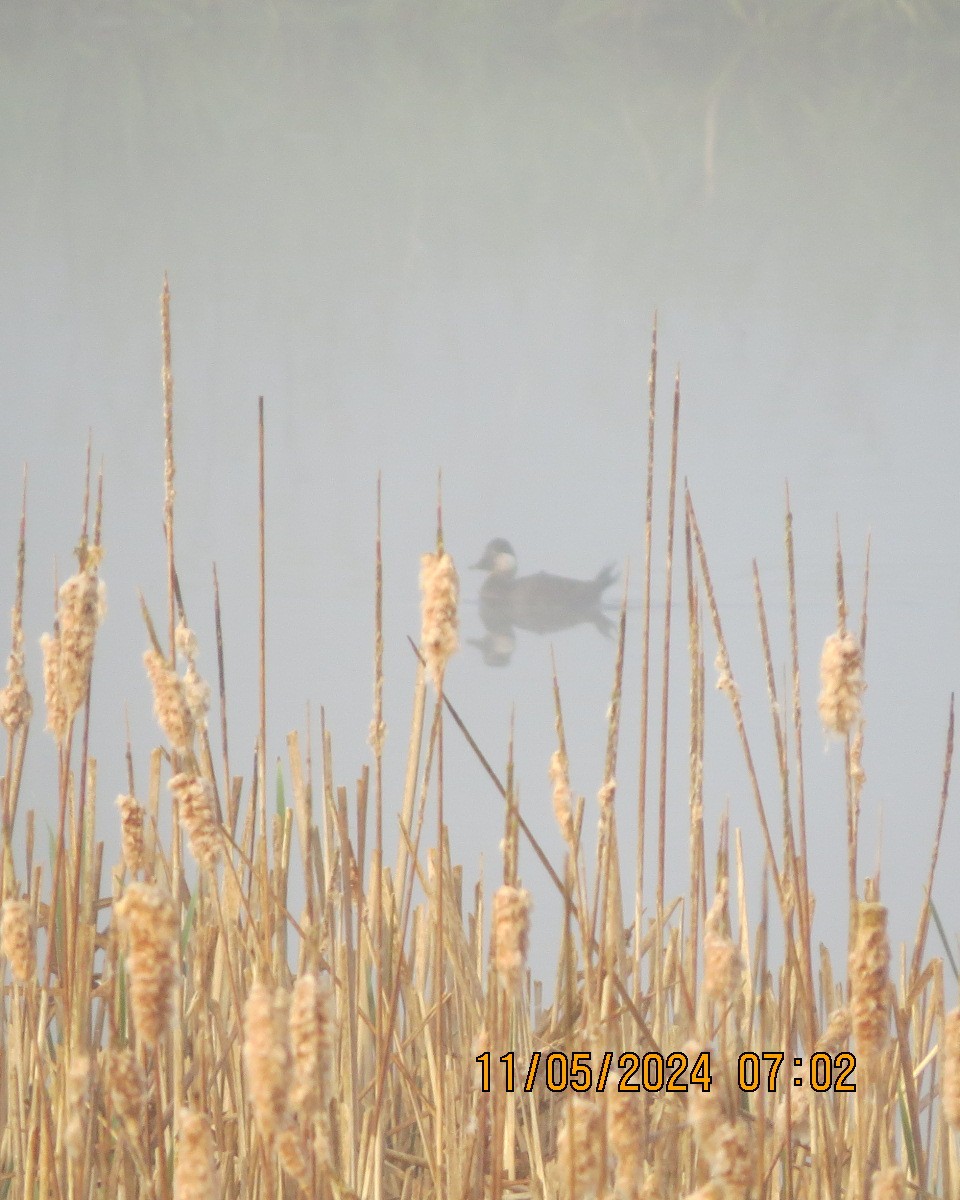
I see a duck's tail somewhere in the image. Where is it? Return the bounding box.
[594,562,619,594]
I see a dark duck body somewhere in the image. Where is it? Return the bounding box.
[472,538,618,638]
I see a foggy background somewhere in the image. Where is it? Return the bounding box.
[2,0,959,994]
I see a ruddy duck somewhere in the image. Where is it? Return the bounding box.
[471,538,618,644]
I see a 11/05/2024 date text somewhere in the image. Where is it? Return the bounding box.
[476,1050,857,1094]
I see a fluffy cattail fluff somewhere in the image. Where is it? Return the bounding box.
[707,1120,755,1197]
[549,749,574,844]
[683,1184,725,1200]
[107,1048,146,1136]
[554,1097,603,1200]
[1,898,36,983]
[870,1167,905,1200]
[65,1054,92,1158]
[817,629,864,735]
[686,1042,755,1199]
[942,1007,960,1130]
[419,549,459,689]
[817,1006,852,1055]
[289,972,336,1115]
[176,622,211,732]
[774,1084,811,1146]
[0,608,31,733]
[607,1074,643,1197]
[849,900,890,1063]
[175,1108,220,1200]
[715,649,739,702]
[703,880,741,1003]
[40,631,67,740]
[56,564,107,721]
[169,772,221,871]
[144,648,193,753]
[115,883,179,1048]
[492,885,532,997]
[276,1127,311,1189]
[597,777,616,812]
[243,982,293,1143]
[117,793,147,877]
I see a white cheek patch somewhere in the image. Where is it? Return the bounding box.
[494,552,516,573]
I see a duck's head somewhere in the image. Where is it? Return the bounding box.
[472,538,517,577]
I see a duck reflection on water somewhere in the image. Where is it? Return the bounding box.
[469,538,619,666]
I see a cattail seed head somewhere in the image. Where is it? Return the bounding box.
[817,1006,852,1055]
[849,900,890,1062]
[57,567,106,720]
[0,609,31,733]
[176,620,210,731]
[117,793,147,877]
[169,772,221,871]
[492,885,532,997]
[1,898,36,983]
[107,1048,147,1136]
[870,1167,905,1200]
[419,550,459,689]
[703,881,741,1003]
[40,631,68,741]
[276,1127,310,1189]
[607,1074,643,1197]
[175,1108,220,1200]
[942,1007,960,1130]
[549,749,574,844]
[817,629,864,735]
[65,1053,92,1158]
[243,981,293,1143]
[554,1097,603,1200]
[116,882,179,1048]
[289,972,336,1115]
[144,648,194,753]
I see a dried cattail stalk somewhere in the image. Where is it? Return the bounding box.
[703,880,741,1003]
[107,1048,146,1136]
[1,898,36,983]
[549,749,574,844]
[169,772,221,870]
[175,1108,220,1200]
[243,981,293,1143]
[554,1097,603,1200]
[492,884,532,997]
[942,1007,960,1130]
[870,1166,905,1200]
[117,794,147,877]
[115,882,179,1048]
[65,1054,92,1158]
[144,648,193,753]
[0,608,31,733]
[817,629,864,735]
[419,550,459,689]
[289,972,336,1115]
[57,565,106,720]
[849,900,890,1062]
[40,631,67,741]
